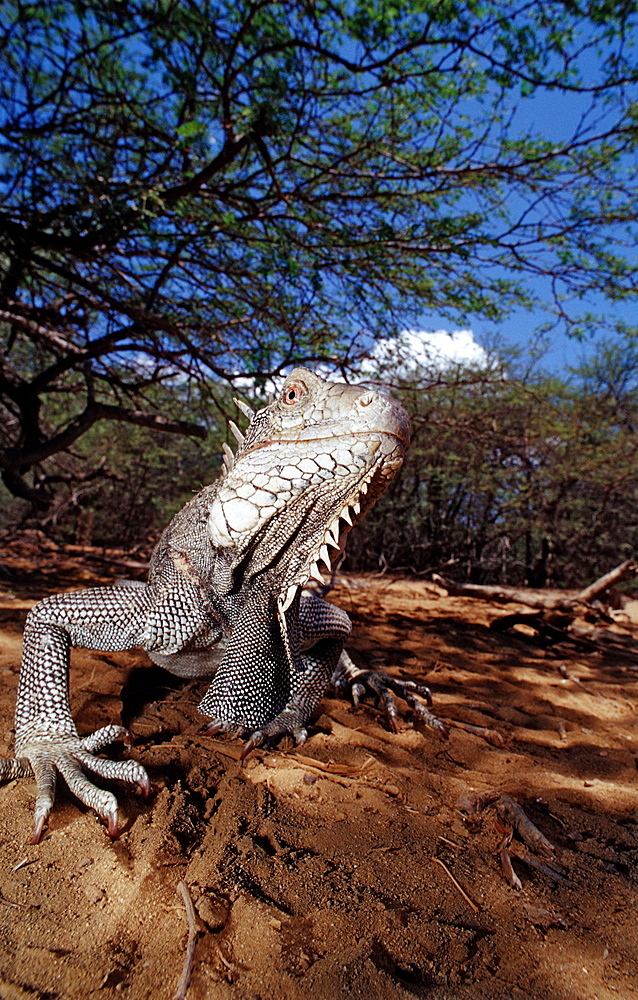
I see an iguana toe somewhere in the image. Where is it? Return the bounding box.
[333,651,448,738]
[206,720,244,737]
[240,711,309,760]
[32,812,47,845]
[0,757,34,781]
[106,804,119,839]
[9,729,150,840]
[31,758,56,843]
[80,724,130,754]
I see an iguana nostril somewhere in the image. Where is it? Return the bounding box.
[6,365,420,839]
[358,392,375,407]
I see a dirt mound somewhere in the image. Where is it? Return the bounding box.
[0,554,637,999]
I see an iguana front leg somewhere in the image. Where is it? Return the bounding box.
[198,586,293,730]
[1,586,159,842]
[228,595,352,755]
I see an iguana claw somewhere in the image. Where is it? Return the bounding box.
[239,720,308,761]
[333,651,448,738]
[106,805,119,839]
[32,813,46,845]
[2,725,150,841]
[240,732,261,760]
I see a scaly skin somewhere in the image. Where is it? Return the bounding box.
[0,368,418,841]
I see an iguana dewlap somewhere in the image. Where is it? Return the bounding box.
[1,368,423,842]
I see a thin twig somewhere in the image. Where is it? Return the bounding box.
[438,835,464,850]
[12,857,37,872]
[498,827,522,890]
[0,894,23,908]
[500,846,522,890]
[433,857,479,913]
[445,718,506,747]
[173,881,201,1000]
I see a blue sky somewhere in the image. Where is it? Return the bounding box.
[416,283,635,377]
[413,42,638,376]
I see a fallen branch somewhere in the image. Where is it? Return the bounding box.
[433,558,638,614]
[489,611,598,650]
[457,792,563,888]
[508,844,571,885]
[496,795,555,856]
[456,790,501,814]
[431,574,577,612]
[445,718,506,747]
[577,559,637,603]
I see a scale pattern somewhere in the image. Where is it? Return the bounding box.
[0,368,411,840]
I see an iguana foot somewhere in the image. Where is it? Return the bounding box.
[240,708,309,760]
[3,725,150,843]
[206,712,308,759]
[332,651,448,738]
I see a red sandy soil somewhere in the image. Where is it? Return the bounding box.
[0,535,636,1000]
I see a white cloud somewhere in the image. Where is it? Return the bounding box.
[227,328,490,406]
[368,328,489,374]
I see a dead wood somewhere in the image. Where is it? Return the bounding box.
[445,718,506,747]
[498,829,523,890]
[489,611,600,650]
[173,882,202,1000]
[456,790,501,814]
[507,844,571,885]
[433,559,638,615]
[431,574,578,611]
[432,857,480,913]
[576,558,637,603]
[496,796,555,855]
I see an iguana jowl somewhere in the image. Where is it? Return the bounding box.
[1,368,433,843]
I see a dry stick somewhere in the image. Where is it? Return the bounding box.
[456,789,501,814]
[499,845,522,890]
[11,857,34,872]
[577,558,636,603]
[432,558,638,613]
[498,828,523,890]
[445,718,506,747]
[507,844,571,885]
[173,882,201,1000]
[430,574,577,612]
[0,893,24,908]
[433,857,479,913]
[496,796,555,856]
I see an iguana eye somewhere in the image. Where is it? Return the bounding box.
[283,383,304,405]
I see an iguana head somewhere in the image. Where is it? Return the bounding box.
[208,368,410,603]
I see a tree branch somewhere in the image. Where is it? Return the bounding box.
[1,402,206,471]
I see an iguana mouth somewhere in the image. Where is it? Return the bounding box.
[277,448,404,612]
[241,426,410,454]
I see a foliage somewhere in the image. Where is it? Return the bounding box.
[346,339,638,587]
[0,374,234,545]
[4,333,638,592]
[1,0,637,510]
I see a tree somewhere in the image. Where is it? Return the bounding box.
[1,0,637,510]
[346,336,638,588]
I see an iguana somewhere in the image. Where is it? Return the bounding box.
[0,368,442,843]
